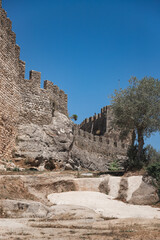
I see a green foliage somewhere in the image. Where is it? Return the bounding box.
[147,161,160,197]
[6,167,20,172]
[70,114,78,121]
[145,144,160,164]
[124,143,160,172]
[13,167,20,172]
[109,160,119,171]
[6,168,11,171]
[111,77,160,135]
[111,76,160,162]
[146,146,160,181]
[124,145,149,171]
[147,162,160,181]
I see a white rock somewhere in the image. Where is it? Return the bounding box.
[48,191,160,219]
[127,176,142,201]
[0,165,6,171]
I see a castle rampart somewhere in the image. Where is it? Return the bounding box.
[18,70,68,125]
[74,125,127,158]
[0,1,68,158]
[0,2,21,158]
[80,106,112,135]
[79,105,130,157]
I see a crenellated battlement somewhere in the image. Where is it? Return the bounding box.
[80,106,110,127]
[79,105,130,157]
[0,8,17,50]
[0,0,68,158]
[44,80,67,101]
[18,72,68,124]
[74,125,127,148]
[80,105,110,135]
[15,45,20,59]
[73,125,128,157]
[29,70,41,88]
[101,106,107,113]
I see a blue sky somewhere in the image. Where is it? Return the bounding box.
[3,0,160,151]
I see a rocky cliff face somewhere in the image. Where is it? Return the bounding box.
[14,111,126,171]
[15,111,74,170]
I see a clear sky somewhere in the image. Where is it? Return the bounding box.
[3,0,160,151]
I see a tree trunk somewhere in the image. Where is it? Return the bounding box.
[131,129,136,147]
[137,129,144,162]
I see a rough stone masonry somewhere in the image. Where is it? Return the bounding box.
[0,0,130,171]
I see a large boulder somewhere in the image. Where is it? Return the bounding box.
[0,199,50,218]
[0,199,103,220]
[73,175,159,205]
[48,204,103,220]
[14,111,74,169]
[128,176,159,205]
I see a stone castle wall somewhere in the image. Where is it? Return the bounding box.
[0,2,21,159]
[18,70,68,125]
[0,1,68,158]
[74,125,127,157]
[78,105,130,157]
[80,106,113,136]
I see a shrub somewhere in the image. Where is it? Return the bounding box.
[124,145,149,171]
[147,162,160,182]
[147,162,160,197]
[13,167,20,172]
[108,160,119,171]
[70,114,78,121]
[145,144,160,163]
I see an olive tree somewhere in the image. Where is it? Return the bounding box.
[111,76,160,162]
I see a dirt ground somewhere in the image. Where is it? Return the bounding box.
[0,170,159,240]
[0,218,159,240]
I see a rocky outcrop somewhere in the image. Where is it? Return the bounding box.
[0,199,102,220]
[129,176,159,205]
[0,199,50,218]
[15,111,74,170]
[70,145,112,171]
[14,111,127,172]
[73,175,159,205]
[48,191,160,219]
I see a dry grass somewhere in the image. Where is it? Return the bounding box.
[28,219,160,240]
[0,218,160,240]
